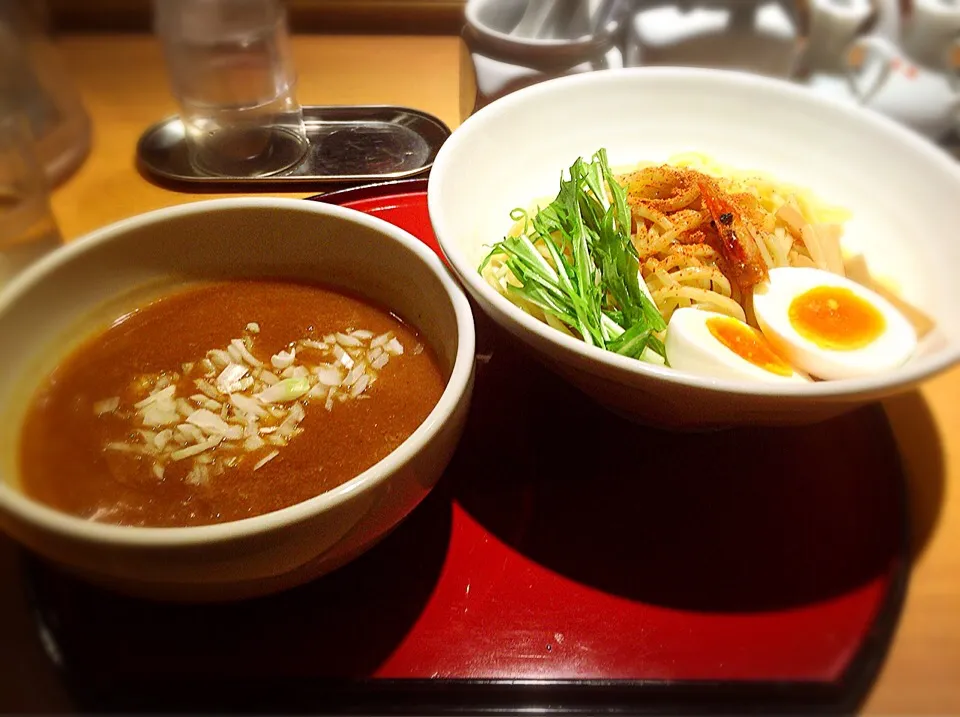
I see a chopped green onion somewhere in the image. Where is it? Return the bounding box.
[255,377,311,404]
[482,149,667,362]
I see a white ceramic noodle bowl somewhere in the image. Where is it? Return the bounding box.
[0,198,475,600]
[428,67,960,427]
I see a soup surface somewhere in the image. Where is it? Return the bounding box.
[19,280,446,527]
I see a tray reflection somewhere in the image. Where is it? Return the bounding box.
[455,315,907,612]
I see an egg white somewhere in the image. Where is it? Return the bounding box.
[665,308,809,383]
[752,267,917,380]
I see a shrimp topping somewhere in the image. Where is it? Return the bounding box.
[697,179,769,291]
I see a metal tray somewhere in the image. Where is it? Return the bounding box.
[136,105,450,187]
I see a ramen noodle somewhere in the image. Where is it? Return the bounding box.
[482,153,853,332]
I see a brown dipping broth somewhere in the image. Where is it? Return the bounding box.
[18,281,446,527]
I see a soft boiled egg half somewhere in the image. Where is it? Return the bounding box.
[752,267,917,380]
[665,307,810,383]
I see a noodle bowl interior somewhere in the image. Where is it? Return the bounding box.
[481,151,931,383]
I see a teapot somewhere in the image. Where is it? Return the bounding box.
[901,0,960,69]
[799,0,960,144]
[851,34,960,140]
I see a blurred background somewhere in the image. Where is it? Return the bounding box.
[3,2,960,715]
[43,0,466,33]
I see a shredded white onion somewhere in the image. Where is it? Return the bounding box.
[141,404,179,428]
[105,442,145,454]
[336,332,363,348]
[385,338,404,356]
[134,385,176,410]
[216,363,249,393]
[178,423,205,444]
[185,463,210,486]
[332,343,354,369]
[97,321,407,488]
[244,435,265,452]
[154,429,173,451]
[314,364,344,386]
[271,348,296,370]
[194,379,219,399]
[226,344,244,365]
[230,393,267,418]
[186,408,230,436]
[344,360,367,388]
[93,397,120,415]
[208,350,231,369]
[171,436,223,462]
[370,332,393,349]
[175,398,194,417]
[253,450,279,471]
[350,374,370,397]
[231,338,262,367]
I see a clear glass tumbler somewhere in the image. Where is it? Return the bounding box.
[0,0,92,187]
[153,0,309,178]
[0,113,61,289]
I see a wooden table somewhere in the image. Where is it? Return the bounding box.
[1,33,958,714]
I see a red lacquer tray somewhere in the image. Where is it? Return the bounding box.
[21,180,908,714]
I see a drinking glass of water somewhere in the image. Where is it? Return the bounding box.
[0,113,60,288]
[153,0,309,177]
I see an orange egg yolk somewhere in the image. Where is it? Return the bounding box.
[706,316,794,376]
[788,285,886,351]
